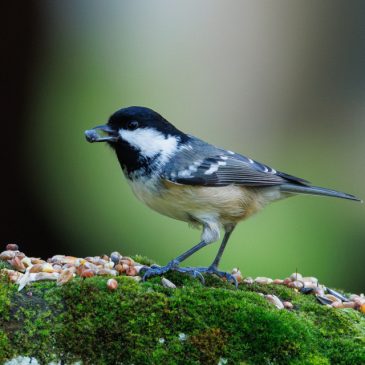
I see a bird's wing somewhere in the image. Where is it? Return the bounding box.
[163,139,309,187]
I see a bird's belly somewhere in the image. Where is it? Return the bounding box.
[128,178,280,224]
[128,178,190,221]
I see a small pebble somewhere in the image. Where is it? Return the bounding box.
[41,263,55,273]
[57,268,75,285]
[29,264,43,273]
[325,294,341,303]
[5,243,19,251]
[301,282,318,289]
[107,278,118,291]
[289,272,302,281]
[331,301,343,308]
[80,269,95,278]
[243,277,254,284]
[354,297,365,306]
[114,264,124,274]
[326,288,349,302]
[300,287,315,295]
[31,258,45,265]
[126,266,137,276]
[266,294,284,309]
[33,272,59,281]
[96,268,117,276]
[283,301,293,310]
[110,251,121,264]
[341,301,356,309]
[273,279,284,284]
[316,295,333,305]
[288,280,304,289]
[1,269,22,283]
[9,257,26,272]
[313,287,325,296]
[105,261,115,269]
[255,277,273,285]
[0,251,16,261]
[301,276,318,284]
[162,277,176,289]
[121,257,134,266]
[21,257,32,268]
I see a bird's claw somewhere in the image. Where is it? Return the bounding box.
[142,263,205,284]
[208,267,238,288]
[179,266,238,288]
[142,263,174,281]
[173,267,205,283]
[142,263,237,288]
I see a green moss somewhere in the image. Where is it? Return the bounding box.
[0,269,364,364]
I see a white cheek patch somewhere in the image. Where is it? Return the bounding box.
[119,128,179,161]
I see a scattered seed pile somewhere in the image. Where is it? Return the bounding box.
[0,244,143,291]
[232,268,365,312]
[0,244,364,314]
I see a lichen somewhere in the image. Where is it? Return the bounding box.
[0,269,364,364]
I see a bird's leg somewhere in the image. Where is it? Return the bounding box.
[178,225,238,287]
[142,240,209,281]
[210,225,235,269]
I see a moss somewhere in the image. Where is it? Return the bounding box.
[0,268,364,364]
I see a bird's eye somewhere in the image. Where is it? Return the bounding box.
[126,120,139,130]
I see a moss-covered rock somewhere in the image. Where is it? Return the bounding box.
[0,269,364,364]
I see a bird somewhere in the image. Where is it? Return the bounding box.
[85,106,361,285]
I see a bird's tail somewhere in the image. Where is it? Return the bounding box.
[279,184,362,202]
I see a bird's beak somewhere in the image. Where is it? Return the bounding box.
[85,124,119,143]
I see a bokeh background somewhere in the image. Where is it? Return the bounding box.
[2,1,365,291]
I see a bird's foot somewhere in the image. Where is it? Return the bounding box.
[142,261,204,283]
[179,266,238,288]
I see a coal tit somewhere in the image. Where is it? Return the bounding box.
[85,106,361,285]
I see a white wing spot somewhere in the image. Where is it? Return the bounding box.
[220,156,228,160]
[204,164,219,175]
[248,158,254,164]
[178,170,192,178]
[227,150,235,155]
[217,161,226,166]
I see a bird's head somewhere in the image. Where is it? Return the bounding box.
[85,106,187,174]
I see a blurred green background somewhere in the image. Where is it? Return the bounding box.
[8,1,365,291]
